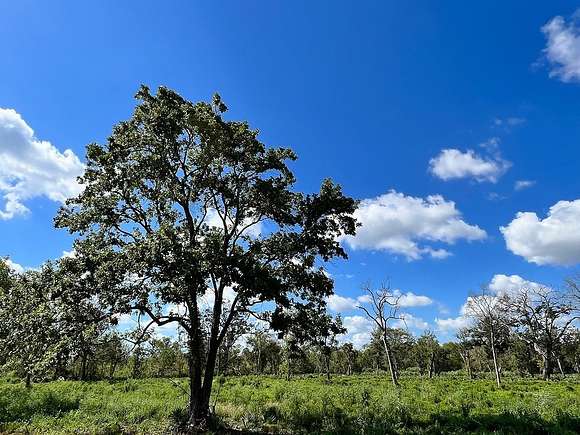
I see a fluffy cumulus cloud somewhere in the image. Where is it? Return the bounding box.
[327,294,358,312]
[435,314,471,333]
[436,274,547,335]
[4,258,24,274]
[435,300,472,334]
[395,313,429,331]
[340,312,429,348]
[340,315,374,348]
[500,199,580,266]
[328,289,433,313]
[341,190,486,260]
[0,108,84,219]
[397,291,433,307]
[541,11,580,82]
[488,274,545,296]
[429,147,511,183]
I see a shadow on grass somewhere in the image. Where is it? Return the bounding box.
[0,388,80,423]
[420,410,580,434]
[174,410,580,435]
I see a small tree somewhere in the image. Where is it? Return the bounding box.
[310,313,345,381]
[456,328,475,379]
[95,332,128,379]
[464,288,512,387]
[340,342,357,375]
[415,331,440,378]
[0,261,108,385]
[282,333,304,380]
[512,286,579,380]
[358,283,404,386]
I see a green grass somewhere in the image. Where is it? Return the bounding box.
[1,374,579,434]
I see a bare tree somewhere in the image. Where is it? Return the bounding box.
[512,286,579,380]
[456,328,475,379]
[464,288,512,387]
[566,275,580,309]
[358,283,404,386]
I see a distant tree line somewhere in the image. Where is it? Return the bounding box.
[2,258,578,387]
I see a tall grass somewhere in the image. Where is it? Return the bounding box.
[1,373,579,434]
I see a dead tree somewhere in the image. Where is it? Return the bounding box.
[512,286,579,380]
[457,328,475,379]
[464,289,512,387]
[358,282,404,387]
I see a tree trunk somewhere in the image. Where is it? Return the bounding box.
[490,336,501,387]
[542,355,552,380]
[80,352,88,381]
[286,358,292,381]
[557,357,564,376]
[25,372,31,389]
[466,354,473,379]
[428,352,435,379]
[199,340,219,416]
[109,361,117,379]
[382,334,399,387]
[187,332,208,430]
[325,353,331,381]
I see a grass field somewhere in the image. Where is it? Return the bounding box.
[1,373,579,434]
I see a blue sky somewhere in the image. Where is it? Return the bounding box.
[1,1,580,344]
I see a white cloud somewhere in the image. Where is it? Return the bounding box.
[500,199,580,265]
[356,294,372,304]
[151,322,180,338]
[435,315,471,333]
[61,250,76,259]
[329,289,432,312]
[514,180,536,191]
[395,313,429,330]
[0,108,84,219]
[541,12,580,82]
[340,315,374,348]
[488,274,545,297]
[396,291,433,307]
[342,190,486,260]
[436,273,547,335]
[327,294,358,312]
[429,147,510,183]
[435,300,472,334]
[4,258,24,274]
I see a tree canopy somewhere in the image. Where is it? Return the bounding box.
[55,85,357,427]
